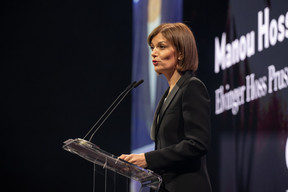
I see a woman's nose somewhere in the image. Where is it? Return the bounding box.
[151,48,157,57]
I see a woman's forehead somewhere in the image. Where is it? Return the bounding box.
[151,33,170,44]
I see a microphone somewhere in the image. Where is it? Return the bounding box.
[133,79,144,88]
[83,80,144,142]
[83,80,137,140]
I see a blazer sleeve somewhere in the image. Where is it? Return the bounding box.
[145,78,211,171]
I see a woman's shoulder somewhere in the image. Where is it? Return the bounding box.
[186,76,207,90]
[180,71,206,86]
[182,75,210,98]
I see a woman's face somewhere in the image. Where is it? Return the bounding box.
[150,33,178,76]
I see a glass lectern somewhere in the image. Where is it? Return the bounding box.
[63,138,162,192]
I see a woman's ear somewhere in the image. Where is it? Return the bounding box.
[178,52,184,61]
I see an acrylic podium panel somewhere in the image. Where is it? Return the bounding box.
[63,138,162,191]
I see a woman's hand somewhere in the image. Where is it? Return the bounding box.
[119,153,147,168]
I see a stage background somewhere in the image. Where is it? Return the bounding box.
[1,1,132,192]
[131,0,288,191]
[1,0,288,192]
[183,0,288,191]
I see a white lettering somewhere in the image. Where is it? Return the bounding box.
[258,7,270,51]
[239,35,247,61]
[215,84,245,115]
[215,33,226,73]
[278,15,285,42]
[258,8,288,52]
[232,40,240,64]
[269,19,278,46]
[286,12,288,38]
[246,74,267,102]
[268,65,288,93]
[215,8,288,74]
[226,44,232,68]
[246,32,256,57]
[214,32,255,74]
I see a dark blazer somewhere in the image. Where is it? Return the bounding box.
[145,71,212,192]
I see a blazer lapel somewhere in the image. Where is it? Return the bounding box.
[158,84,179,120]
[150,71,194,141]
[157,71,194,131]
[150,88,169,141]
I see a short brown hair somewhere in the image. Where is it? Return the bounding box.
[147,23,199,72]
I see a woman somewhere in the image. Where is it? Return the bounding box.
[120,23,212,192]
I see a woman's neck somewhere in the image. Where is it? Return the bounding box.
[166,70,182,93]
